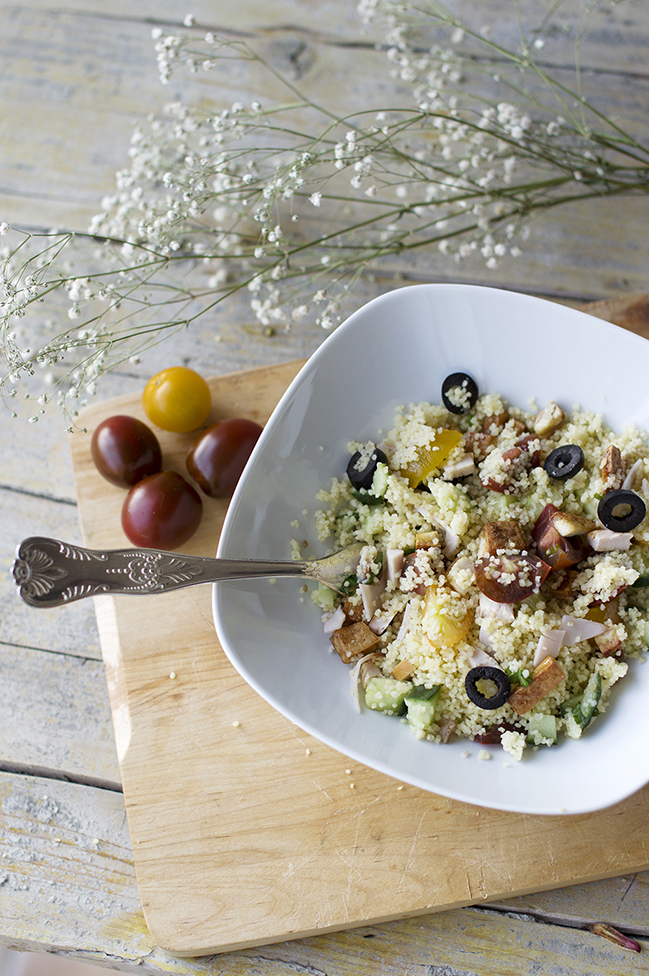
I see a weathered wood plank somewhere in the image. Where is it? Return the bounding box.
[2,2,649,301]
[0,643,119,781]
[2,770,648,976]
[16,0,649,69]
[0,488,101,660]
[491,872,649,936]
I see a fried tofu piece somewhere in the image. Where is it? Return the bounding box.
[330,620,379,664]
[600,445,623,490]
[508,655,566,715]
[532,400,565,436]
[392,659,416,680]
[482,412,509,432]
[465,431,495,460]
[480,520,526,556]
[550,510,597,538]
[342,596,364,624]
[594,628,623,657]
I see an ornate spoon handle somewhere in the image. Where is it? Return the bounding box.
[13,537,363,608]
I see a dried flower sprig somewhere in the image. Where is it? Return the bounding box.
[2,0,648,424]
[588,921,642,952]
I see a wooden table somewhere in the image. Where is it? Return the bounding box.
[2,2,649,973]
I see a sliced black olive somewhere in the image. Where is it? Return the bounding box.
[346,447,388,491]
[441,372,478,414]
[598,488,646,533]
[465,666,511,710]
[544,444,584,480]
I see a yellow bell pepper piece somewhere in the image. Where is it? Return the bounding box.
[401,428,462,488]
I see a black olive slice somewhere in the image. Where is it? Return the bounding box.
[544,444,584,480]
[597,488,646,533]
[465,666,511,710]
[441,372,478,414]
[346,447,388,491]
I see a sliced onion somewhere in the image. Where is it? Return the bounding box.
[479,592,514,623]
[397,600,418,641]
[323,605,346,634]
[369,609,396,634]
[622,459,644,490]
[559,613,609,646]
[479,621,494,649]
[431,515,461,558]
[349,652,382,713]
[462,645,503,671]
[532,628,566,667]
[386,548,404,582]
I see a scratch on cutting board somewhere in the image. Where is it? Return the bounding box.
[310,779,335,802]
[397,810,427,892]
[464,860,490,902]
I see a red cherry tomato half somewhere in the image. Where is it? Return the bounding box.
[142,366,212,433]
[91,415,162,488]
[121,471,203,550]
[186,418,263,498]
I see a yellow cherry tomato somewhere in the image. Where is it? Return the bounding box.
[142,366,211,433]
[401,428,462,488]
[423,585,472,648]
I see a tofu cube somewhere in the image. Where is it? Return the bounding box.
[508,655,566,715]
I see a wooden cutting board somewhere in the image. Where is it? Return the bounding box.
[70,305,649,957]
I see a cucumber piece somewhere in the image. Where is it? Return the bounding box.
[371,462,389,498]
[576,671,602,729]
[351,490,384,506]
[364,676,413,715]
[405,684,441,733]
[315,582,337,611]
[561,671,602,730]
[406,684,441,702]
[559,694,582,717]
[527,713,558,745]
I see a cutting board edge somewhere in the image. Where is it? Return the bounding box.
[148,862,649,957]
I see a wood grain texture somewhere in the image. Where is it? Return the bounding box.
[4,773,649,976]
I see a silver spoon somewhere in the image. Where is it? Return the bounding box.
[12,536,364,608]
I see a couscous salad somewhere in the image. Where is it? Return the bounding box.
[309,373,649,762]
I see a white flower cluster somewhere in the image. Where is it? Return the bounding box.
[1,2,644,421]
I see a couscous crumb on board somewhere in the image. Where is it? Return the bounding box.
[304,381,649,761]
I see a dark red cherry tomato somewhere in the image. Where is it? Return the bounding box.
[482,437,541,493]
[474,552,550,603]
[186,418,263,498]
[91,415,162,488]
[121,471,203,549]
[531,503,591,570]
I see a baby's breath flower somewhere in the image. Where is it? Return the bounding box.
[2,3,647,424]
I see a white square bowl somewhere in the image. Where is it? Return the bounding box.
[213,283,649,815]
